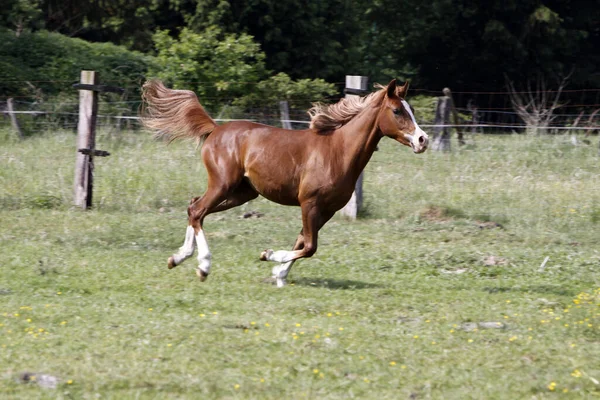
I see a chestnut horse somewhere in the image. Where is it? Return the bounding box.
[141,79,428,287]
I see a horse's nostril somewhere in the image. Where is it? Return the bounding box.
[418,135,425,145]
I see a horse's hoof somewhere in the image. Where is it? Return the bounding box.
[276,278,287,288]
[168,256,177,269]
[260,249,273,261]
[196,268,209,282]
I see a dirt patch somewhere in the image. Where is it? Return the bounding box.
[476,220,503,229]
[418,206,454,222]
[483,255,508,266]
[419,206,504,229]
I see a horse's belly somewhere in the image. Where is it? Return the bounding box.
[244,171,300,206]
[259,190,300,206]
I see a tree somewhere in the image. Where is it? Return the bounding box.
[149,27,268,110]
[233,72,337,111]
[149,27,337,113]
[0,0,42,36]
[366,0,600,91]
[41,0,184,52]
[506,72,572,135]
[181,0,367,82]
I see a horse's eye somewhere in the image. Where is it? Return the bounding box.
[393,108,401,115]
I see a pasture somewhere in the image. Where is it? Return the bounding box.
[0,128,599,399]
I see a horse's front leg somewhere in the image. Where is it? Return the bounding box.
[270,233,304,288]
[260,201,319,262]
[261,201,333,287]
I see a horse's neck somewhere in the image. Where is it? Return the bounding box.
[336,106,382,179]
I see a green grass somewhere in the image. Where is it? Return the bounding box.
[1,128,599,399]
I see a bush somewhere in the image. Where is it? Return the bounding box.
[0,29,155,114]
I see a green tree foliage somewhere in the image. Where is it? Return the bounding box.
[0,0,42,36]
[233,72,337,110]
[369,0,599,90]
[35,0,186,52]
[181,0,366,82]
[1,0,598,103]
[149,27,336,111]
[149,27,267,109]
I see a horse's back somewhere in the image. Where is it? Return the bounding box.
[207,121,316,158]
[203,121,319,205]
[213,121,313,141]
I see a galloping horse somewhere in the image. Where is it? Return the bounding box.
[141,79,428,287]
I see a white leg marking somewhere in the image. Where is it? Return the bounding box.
[196,229,212,275]
[172,225,196,265]
[272,260,295,288]
[265,250,298,263]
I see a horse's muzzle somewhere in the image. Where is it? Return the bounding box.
[409,129,429,153]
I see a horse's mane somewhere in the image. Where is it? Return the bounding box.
[308,86,386,132]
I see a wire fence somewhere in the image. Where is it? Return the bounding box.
[0,80,600,129]
[2,79,600,136]
[3,107,600,136]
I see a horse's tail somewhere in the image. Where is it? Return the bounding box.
[141,80,217,146]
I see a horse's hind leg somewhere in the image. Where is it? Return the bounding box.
[168,181,258,281]
[167,223,197,269]
[192,183,258,281]
[167,195,213,270]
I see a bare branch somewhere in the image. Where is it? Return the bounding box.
[505,73,570,135]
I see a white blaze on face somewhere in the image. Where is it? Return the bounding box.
[401,99,428,151]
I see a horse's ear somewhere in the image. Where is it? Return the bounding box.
[386,79,397,98]
[396,81,409,99]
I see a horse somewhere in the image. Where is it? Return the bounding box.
[141,79,429,287]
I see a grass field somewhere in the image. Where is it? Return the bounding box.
[1,128,599,399]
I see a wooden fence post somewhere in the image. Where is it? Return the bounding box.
[6,98,23,140]
[340,75,369,219]
[432,87,462,151]
[467,99,479,135]
[73,70,99,209]
[72,71,122,209]
[279,101,292,129]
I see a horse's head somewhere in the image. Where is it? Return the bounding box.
[378,79,428,154]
